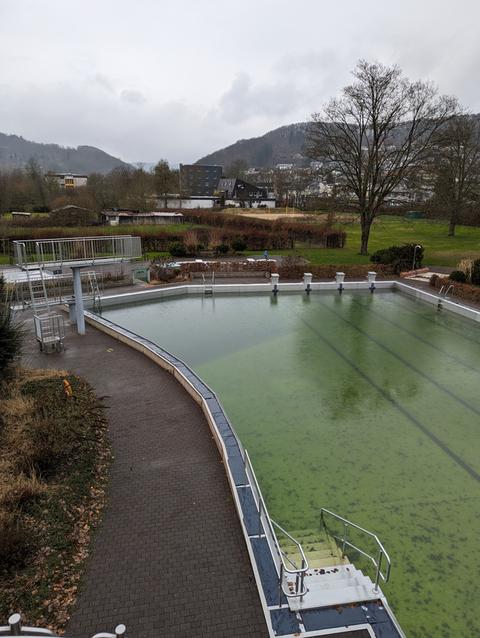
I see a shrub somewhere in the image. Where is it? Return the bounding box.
[183,230,200,255]
[449,270,467,283]
[457,258,474,283]
[370,244,424,274]
[231,239,247,252]
[0,509,28,566]
[0,276,23,382]
[471,259,480,286]
[216,244,229,255]
[168,242,187,257]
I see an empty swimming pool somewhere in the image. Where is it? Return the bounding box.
[101,290,480,638]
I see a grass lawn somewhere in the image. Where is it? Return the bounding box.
[248,216,480,267]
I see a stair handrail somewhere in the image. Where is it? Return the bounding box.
[244,450,308,599]
[320,508,391,591]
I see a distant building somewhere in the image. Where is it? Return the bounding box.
[217,178,267,201]
[49,173,88,189]
[155,196,220,209]
[217,178,274,207]
[275,163,294,171]
[11,211,31,220]
[101,210,184,226]
[179,164,222,196]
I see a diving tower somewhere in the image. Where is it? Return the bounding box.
[13,236,142,338]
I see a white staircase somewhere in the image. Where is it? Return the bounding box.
[280,529,381,611]
[289,563,381,611]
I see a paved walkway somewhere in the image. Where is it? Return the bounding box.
[22,320,267,638]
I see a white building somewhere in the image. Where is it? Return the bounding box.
[50,173,88,189]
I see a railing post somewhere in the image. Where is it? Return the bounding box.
[374,550,382,592]
[341,522,348,557]
[278,563,283,606]
[300,558,306,599]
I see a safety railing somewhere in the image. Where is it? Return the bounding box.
[13,236,142,268]
[320,508,391,591]
[244,450,308,602]
[0,613,125,637]
[438,283,455,309]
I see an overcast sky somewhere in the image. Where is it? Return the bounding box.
[1,0,479,165]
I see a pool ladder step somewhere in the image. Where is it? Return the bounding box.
[280,529,347,569]
[202,272,215,295]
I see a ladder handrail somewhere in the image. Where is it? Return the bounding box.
[244,450,308,599]
[320,508,391,591]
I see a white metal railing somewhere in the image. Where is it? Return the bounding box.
[13,236,142,268]
[320,508,391,591]
[0,614,125,637]
[244,450,308,602]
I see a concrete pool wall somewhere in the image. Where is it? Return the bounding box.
[90,278,480,325]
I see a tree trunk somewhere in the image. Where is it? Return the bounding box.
[359,214,372,255]
[448,209,457,237]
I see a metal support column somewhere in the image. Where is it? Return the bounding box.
[72,266,85,335]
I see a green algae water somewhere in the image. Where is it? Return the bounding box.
[102,291,480,638]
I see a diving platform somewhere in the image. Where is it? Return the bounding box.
[13,236,142,269]
[12,235,142,337]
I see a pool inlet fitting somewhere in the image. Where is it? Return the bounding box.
[336,272,345,294]
[303,272,312,295]
[271,273,279,296]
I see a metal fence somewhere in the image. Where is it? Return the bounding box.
[13,236,142,268]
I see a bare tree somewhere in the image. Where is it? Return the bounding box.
[306,60,457,254]
[154,160,178,207]
[431,115,480,236]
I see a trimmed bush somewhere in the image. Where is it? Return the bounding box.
[449,270,467,283]
[370,244,424,274]
[471,259,480,286]
[231,239,247,252]
[168,242,187,257]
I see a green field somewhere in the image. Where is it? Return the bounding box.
[1,216,479,267]
[249,216,480,267]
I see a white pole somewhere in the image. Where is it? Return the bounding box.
[72,267,85,335]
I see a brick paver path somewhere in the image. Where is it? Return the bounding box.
[23,322,267,638]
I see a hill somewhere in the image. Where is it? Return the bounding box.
[0,133,131,174]
[196,122,309,168]
[197,114,480,170]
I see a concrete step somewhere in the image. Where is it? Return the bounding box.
[287,564,381,612]
[280,529,346,569]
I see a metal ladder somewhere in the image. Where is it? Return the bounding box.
[26,266,50,312]
[84,270,102,313]
[438,283,455,309]
[202,271,215,295]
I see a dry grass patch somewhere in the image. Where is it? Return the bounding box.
[0,368,111,632]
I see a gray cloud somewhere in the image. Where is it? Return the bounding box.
[0,0,479,163]
[219,73,300,123]
[120,89,147,105]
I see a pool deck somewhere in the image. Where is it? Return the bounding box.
[22,318,268,638]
